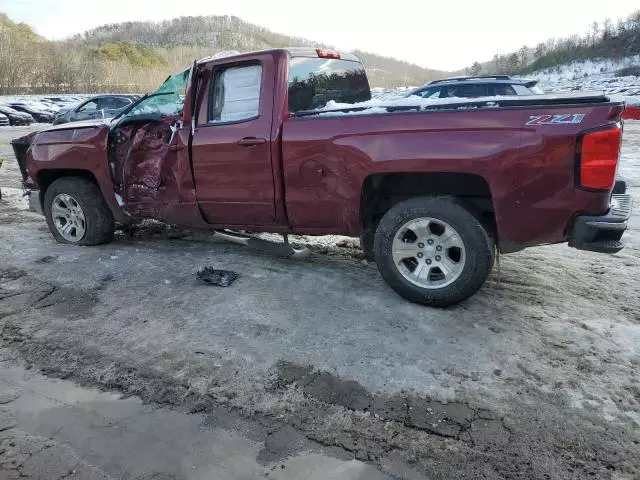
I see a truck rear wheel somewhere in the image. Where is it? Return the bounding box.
[44,177,115,246]
[360,228,375,260]
[374,196,494,307]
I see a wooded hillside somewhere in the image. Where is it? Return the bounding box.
[466,10,640,76]
[0,13,447,94]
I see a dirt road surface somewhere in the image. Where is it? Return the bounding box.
[1,123,639,479]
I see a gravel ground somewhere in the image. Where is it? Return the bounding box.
[0,123,639,479]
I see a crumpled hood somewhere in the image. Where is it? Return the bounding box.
[42,118,113,132]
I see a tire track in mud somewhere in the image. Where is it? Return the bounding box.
[487,247,640,323]
[3,326,639,479]
[2,260,640,479]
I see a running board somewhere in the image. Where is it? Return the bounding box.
[212,230,311,259]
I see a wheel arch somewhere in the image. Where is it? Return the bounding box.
[36,168,128,223]
[360,172,497,244]
[37,169,98,211]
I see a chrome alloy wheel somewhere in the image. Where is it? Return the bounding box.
[51,193,86,242]
[391,217,466,288]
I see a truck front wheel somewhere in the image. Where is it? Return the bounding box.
[44,177,115,246]
[374,196,494,307]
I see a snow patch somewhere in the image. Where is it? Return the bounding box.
[313,92,605,117]
[532,55,640,109]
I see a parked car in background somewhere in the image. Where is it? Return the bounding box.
[41,96,74,105]
[42,96,89,109]
[7,102,55,123]
[407,75,545,99]
[36,99,61,112]
[0,105,34,125]
[53,95,138,125]
[0,113,9,126]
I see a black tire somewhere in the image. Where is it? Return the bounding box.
[360,228,375,260]
[374,196,494,307]
[44,177,115,246]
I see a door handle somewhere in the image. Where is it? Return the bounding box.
[237,137,266,147]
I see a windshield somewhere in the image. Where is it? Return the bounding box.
[288,57,371,112]
[123,67,190,119]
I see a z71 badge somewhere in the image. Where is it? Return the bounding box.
[526,114,586,125]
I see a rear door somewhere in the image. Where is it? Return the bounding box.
[190,55,277,226]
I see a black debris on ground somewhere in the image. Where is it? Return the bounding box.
[196,267,239,287]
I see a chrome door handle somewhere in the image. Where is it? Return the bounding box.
[237,137,267,147]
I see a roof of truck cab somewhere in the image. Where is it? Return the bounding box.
[197,48,361,65]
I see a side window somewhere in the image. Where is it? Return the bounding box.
[100,97,131,109]
[444,84,489,98]
[494,84,517,96]
[78,100,98,112]
[417,88,441,99]
[511,84,532,95]
[455,84,489,98]
[209,63,262,124]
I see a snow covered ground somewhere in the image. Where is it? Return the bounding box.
[531,55,640,108]
[370,56,640,105]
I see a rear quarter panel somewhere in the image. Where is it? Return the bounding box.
[282,103,623,246]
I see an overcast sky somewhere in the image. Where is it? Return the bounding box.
[2,0,639,71]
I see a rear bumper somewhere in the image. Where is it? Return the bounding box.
[569,183,632,254]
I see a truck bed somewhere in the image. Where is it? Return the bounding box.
[296,92,612,117]
[282,94,624,248]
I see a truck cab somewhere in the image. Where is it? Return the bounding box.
[105,48,371,230]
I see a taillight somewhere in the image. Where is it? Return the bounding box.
[316,48,341,59]
[577,126,621,191]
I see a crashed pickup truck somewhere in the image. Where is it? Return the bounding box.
[11,48,632,307]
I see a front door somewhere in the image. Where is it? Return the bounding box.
[190,58,276,226]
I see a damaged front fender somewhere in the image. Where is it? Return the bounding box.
[22,122,128,223]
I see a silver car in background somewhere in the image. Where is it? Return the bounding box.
[53,95,138,125]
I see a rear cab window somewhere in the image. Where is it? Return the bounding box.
[287,56,371,112]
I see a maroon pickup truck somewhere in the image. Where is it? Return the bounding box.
[11,48,632,307]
